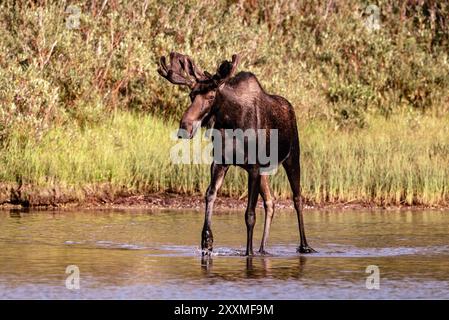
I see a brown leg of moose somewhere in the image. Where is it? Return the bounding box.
[245,169,261,256]
[202,163,229,255]
[259,175,274,254]
[283,154,316,254]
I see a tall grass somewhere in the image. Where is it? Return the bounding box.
[1,1,448,206]
[1,112,448,206]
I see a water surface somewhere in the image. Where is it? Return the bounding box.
[0,209,448,299]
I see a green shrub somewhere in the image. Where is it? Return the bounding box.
[1,0,449,141]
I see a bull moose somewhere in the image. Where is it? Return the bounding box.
[157,52,315,256]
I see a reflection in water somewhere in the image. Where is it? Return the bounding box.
[201,255,308,280]
[243,256,307,280]
[0,209,449,299]
[201,256,213,275]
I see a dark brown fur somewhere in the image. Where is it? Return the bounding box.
[158,53,315,255]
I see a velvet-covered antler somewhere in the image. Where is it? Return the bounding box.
[157,52,209,88]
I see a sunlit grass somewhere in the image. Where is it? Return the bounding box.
[1,112,448,206]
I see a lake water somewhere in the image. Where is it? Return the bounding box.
[0,209,448,299]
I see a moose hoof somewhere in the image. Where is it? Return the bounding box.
[201,240,213,255]
[297,245,317,254]
[201,230,213,256]
[258,248,270,255]
[201,248,213,256]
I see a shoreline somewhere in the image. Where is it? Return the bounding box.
[1,191,447,211]
[2,114,448,212]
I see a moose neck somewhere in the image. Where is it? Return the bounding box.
[213,77,262,131]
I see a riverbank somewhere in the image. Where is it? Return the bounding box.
[1,184,447,211]
[2,2,449,211]
[1,113,448,209]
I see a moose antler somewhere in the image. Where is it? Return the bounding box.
[157,52,209,88]
[214,54,241,85]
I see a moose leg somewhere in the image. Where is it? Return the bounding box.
[245,169,261,256]
[283,155,316,254]
[202,163,229,255]
[259,175,274,254]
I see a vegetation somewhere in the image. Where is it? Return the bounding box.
[1,112,448,207]
[0,1,448,207]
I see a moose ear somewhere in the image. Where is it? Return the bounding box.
[215,54,240,84]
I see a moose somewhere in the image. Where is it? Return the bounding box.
[157,52,315,256]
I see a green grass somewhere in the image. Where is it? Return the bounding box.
[1,112,448,206]
[1,1,449,207]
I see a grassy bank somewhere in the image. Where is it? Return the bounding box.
[1,112,448,207]
[1,1,449,208]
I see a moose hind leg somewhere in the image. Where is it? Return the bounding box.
[202,163,229,255]
[245,169,261,256]
[283,155,316,254]
[259,175,274,254]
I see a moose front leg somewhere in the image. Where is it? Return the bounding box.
[245,169,261,256]
[202,163,229,255]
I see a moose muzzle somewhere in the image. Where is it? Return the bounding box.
[177,120,201,139]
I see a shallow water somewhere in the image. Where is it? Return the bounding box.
[0,209,448,299]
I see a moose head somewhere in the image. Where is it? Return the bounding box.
[157,52,240,139]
